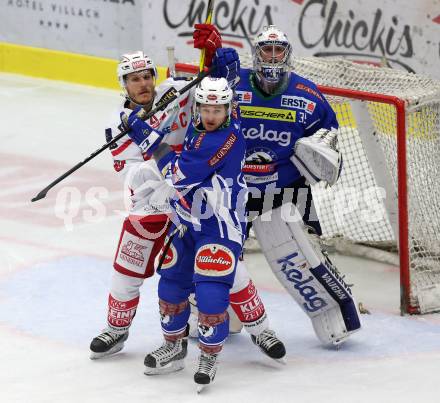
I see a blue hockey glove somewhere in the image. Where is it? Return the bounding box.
[211,48,240,88]
[120,108,164,154]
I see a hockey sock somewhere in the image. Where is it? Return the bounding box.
[196,282,230,354]
[230,280,269,336]
[107,294,139,334]
[159,299,190,341]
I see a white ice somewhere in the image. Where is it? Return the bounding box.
[1,73,439,403]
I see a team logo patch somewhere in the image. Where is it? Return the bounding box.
[240,106,296,122]
[281,95,316,114]
[120,240,147,266]
[113,160,126,172]
[116,233,154,275]
[160,314,172,325]
[207,94,218,101]
[245,147,277,164]
[157,243,178,269]
[236,90,253,104]
[195,244,235,277]
[132,60,146,69]
[198,323,216,339]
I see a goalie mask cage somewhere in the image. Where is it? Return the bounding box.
[173,57,440,315]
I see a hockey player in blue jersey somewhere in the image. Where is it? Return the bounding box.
[209,25,361,346]
[90,45,285,364]
[137,77,250,390]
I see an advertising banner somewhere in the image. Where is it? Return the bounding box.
[1,0,142,58]
[2,1,439,80]
[143,0,440,80]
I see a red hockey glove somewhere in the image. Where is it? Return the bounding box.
[193,23,222,66]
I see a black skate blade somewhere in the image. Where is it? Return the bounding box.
[89,343,125,360]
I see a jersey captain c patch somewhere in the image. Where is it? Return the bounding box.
[240,106,296,123]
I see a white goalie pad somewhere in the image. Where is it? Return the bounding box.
[291,128,342,186]
[253,204,361,345]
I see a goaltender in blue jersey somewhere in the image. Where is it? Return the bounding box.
[223,25,361,348]
[237,67,338,192]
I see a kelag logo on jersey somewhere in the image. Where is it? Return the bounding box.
[243,124,291,146]
[241,106,296,123]
[281,95,316,115]
[236,90,253,104]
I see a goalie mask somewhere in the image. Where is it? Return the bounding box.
[117,51,157,106]
[193,77,234,130]
[252,25,292,94]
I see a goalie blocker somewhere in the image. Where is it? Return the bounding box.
[253,204,361,345]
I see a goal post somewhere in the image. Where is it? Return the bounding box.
[319,87,410,313]
[172,57,440,315]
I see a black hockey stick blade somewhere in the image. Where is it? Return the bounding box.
[31,67,214,202]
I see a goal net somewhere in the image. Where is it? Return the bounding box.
[173,56,440,315]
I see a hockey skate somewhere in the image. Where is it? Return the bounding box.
[251,329,286,363]
[144,337,188,375]
[194,352,219,393]
[89,330,129,359]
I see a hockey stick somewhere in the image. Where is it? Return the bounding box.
[198,0,215,72]
[31,66,214,202]
[156,224,185,271]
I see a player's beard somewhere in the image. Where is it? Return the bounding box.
[129,90,156,111]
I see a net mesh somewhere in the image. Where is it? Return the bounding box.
[175,56,440,313]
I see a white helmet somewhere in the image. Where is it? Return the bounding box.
[194,77,233,105]
[252,25,292,93]
[193,77,234,127]
[117,51,157,91]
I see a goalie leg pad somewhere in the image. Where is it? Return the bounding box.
[310,260,361,333]
[253,204,361,345]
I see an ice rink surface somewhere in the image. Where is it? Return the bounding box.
[1,73,439,403]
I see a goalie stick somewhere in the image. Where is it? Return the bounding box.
[31,66,214,202]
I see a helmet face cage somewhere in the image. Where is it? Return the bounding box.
[117,51,157,103]
[252,26,292,90]
[192,77,233,128]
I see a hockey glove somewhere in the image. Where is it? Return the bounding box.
[211,48,240,88]
[193,23,222,67]
[120,108,164,155]
[290,129,342,186]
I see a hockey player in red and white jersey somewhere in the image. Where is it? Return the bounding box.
[90,27,285,363]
